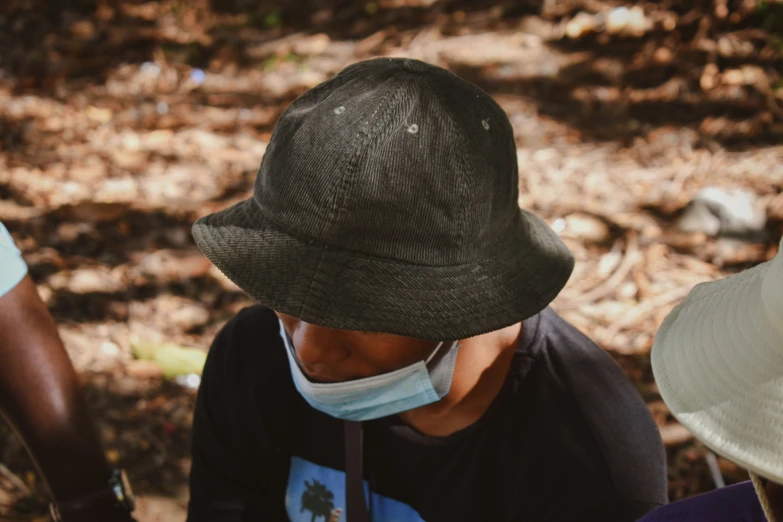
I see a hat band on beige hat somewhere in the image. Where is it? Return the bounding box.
[651,236,783,485]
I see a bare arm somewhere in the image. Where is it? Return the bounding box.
[0,275,134,521]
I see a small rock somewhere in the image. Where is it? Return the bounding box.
[677,187,767,241]
[678,200,721,236]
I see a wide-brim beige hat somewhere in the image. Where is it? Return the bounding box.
[652,236,783,483]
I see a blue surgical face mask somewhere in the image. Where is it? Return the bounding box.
[279,320,460,421]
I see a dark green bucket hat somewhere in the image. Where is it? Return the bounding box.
[192,58,574,341]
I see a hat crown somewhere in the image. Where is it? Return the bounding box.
[253,58,519,266]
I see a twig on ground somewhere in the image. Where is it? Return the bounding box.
[602,286,694,341]
[560,232,640,307]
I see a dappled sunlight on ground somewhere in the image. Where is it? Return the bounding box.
[1,0,782,519]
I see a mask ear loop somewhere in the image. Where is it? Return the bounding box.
[750,471,778,522]
[425,341,445,364]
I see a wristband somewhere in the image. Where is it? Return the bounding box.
[49,469,135,521]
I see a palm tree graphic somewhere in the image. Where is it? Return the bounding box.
[300,479,336,522]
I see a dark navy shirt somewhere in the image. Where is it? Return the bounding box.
[188,306,667,521]
[637,482,767,522]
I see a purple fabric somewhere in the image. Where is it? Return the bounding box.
[637,481,767,522]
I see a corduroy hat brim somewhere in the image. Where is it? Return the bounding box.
[652,237,783,483]
[192,197,574,341]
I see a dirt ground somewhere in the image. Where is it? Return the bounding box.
[1,0,782,520]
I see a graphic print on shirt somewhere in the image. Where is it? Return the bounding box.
[286,456,427,522]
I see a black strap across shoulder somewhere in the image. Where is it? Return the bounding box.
[344,420,370,522]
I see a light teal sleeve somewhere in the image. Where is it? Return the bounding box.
[0,220,28,298]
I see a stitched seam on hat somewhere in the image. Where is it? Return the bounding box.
[421,76,471,249]
[322,92,388,229]
[273,69,375,238]
[258,70,362,234]
[329,91,388,223]
[298,243,328,319]
[299,84,401,315]
[328,86,403,232]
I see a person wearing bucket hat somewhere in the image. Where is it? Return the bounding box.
[186,58,667,522]
[638,236,783,522]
